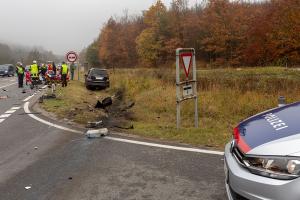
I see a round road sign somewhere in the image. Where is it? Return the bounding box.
[66,51,78,62]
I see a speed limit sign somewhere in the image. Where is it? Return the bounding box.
[66,51,78,62]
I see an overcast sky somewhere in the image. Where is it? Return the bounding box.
[0,0,197,55]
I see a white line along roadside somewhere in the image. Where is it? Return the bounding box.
[23,102,224,155]
[0,82,17,89]
[23,94,35,102]
[24,102,82,134]
[105,137,224,155]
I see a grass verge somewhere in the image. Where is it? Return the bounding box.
[41,67,300,150]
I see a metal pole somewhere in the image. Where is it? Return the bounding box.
[192,49,199,128]
[177,102,181,129]
[176,49,181,129]
[77,62,80,81]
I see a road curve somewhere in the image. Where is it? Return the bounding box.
[0,77,226,200]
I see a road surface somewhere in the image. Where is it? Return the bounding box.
[0,76,227,200]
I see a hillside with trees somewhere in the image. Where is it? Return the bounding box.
[0,42,62,65]
[85,0,300,68]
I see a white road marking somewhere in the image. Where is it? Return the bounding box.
[24,102,82,134]
[0,106,22,125]
[41,85,48,89]
[0,82,17,89]
[0,114,11,118]
[5,110,16,114]
[11,107,21,110]
[23,95,35,102]
[105,137,224,155]
[24,102,224,155]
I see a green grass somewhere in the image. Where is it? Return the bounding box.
[41,66,300,149]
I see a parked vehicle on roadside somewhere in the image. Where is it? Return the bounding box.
[0,64,15,77]
[85,68,109,90]
[225,101,300,200]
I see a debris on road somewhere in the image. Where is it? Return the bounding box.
[25,186,31,190]
[86,121,103,128]
[114,123,134,130]
[39,93,56,103]
[126,101,135,109]
[95,97,113,109]
[86,128,109,138]
[0,95,8,99]
[34,147,38,150]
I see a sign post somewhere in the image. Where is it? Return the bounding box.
[176,48,198,129]
[66,51,78,80]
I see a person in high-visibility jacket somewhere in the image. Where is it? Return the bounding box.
[30,60,39,78]
[16,62,25,88]
[61,61,69,87]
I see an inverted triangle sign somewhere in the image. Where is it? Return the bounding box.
[180,53,193,78]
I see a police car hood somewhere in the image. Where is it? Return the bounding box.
[236,102,300,156]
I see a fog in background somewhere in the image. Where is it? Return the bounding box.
[0,0,198,56]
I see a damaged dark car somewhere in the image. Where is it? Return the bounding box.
[85,68,110,90]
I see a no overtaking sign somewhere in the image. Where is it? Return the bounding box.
[66,51,78,63]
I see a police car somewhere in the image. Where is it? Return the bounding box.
[225,101,300,200]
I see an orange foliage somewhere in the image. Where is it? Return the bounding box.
[92,0,300,68]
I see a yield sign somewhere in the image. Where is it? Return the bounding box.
[180,52,193,78]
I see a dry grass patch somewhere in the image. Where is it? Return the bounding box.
[41,67,300,149]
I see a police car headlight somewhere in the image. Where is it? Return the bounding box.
[243,156,300,180]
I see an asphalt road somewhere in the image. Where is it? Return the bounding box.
[0,76,227,200]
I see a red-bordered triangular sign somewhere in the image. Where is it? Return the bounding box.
[180,52,193,78]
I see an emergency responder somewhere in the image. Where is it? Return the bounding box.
[30,60,39,78]
[70,63,75,80]
[52,62,57,74]
[16,62,25,88]
[41,63,47,76]
[61,61,68,87]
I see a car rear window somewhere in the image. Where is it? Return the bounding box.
[91,69,107,76]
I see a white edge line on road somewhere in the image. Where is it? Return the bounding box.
[0,119,5,123]
[0,82,17,89]
[11,107,21,110]
[24,102,82,134]
[24,102,224,155]
[105,136,224,155]
[23,95,35,102]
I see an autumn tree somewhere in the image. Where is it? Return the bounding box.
[136,0,168,66]
[86,40,101,68]
[88,0,300,68]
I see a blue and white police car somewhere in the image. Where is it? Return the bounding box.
[225,101,300,200]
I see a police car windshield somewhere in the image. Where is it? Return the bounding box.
[91,69,107,76]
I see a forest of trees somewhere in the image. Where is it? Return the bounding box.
[85,0,300,68]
